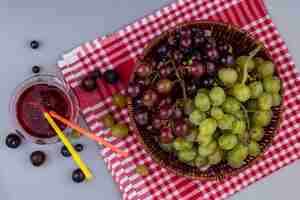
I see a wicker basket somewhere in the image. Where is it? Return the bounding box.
[128,21,283,181]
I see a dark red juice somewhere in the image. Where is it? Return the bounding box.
[16,84,71,138]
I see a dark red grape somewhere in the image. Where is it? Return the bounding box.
[159,66,172,78]
[152,118,163,129]
[159,105,173,120]
[135,112,148,126]
[205,37,216,48]
[190,63,206,78]
[136,64,151,78]
[206,48,219,61]
[159,97,172,107]
[179,28,192,38]
[173,120,189,137]
[156,79,173,95]
[127,84,141,97]
[160,127,174,144]
[173,108,183,119]
[194,36,205,47]
[142,89,159,107]
[180,36,192,48]
[206,62,217,75]
[218,41,231,52]
[191,27,204,36]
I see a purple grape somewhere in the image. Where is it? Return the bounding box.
[143,89,159,107]
[127,84,141,97]
[136,64,151,78]
[152,118,163,129]
[173,108,183,119]
[190,63,206,78]
[173,120,189,137]
[200,75,215,88]
[206,62,217,75]
[206,48,219,61]
[218,41,231,52]
[159,97,172,107]
[159,66,172,78]
[135,112,148,126]
[194,36,206,47]
[160,127,174,144]
[159,105,173,120]
[220,54,235,65]
[204,30,212,37]
[180,36,192,48]
[179,28,192,38]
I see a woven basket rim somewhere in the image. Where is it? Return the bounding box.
[129,20,284,181]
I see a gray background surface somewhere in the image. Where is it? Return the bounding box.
[0,0,299,200]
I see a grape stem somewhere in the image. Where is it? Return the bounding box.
[240,103,251,145]
[170,59,187,100]
[241,45,262,85]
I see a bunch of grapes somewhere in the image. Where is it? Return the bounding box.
[128,25,282,170]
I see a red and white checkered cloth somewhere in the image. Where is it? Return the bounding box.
[58,0,300,199]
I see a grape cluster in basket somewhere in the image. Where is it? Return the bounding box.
[128,26,282,169]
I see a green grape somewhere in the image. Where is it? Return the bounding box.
[195,93,211,112]
[194,155,208,167]
[263,76,281,93]
[218,68,238,85]
[222,97,240,114]
[209,87,226,106]
[210,107,224,120]
[111,123,129,138]
[248,140,261,157]
[208,149,223,165]
[198,140,217,156]
[185,128,198,142]
[197,88,209,95]
[112,94,127,108]
[160,143,173,152]
[187,161,196,167]
[102,113,115,128]
[227,144,248,168]
[246,99,257,110]
[178,149,197,163]
[232,120,246,135]
[233,84,251,102]
[252,110,272,127]
[197,134,213,146]
[189,110,206,125]
[272,93,282,107]
[217,114,235,130]
[173,138,193,151]
[257,60,275,78]
[254,57,265,66]
[257,93,273,110]
[218,133,238,150]
[249,81,263,99]
[250,127,264,141]
[236,56,255,72]
[198,118,217,136]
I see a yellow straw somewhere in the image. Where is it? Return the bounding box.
[43,112,93,181]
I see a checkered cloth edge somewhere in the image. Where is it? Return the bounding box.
[58,0,300,199]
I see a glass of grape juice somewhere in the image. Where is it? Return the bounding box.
[10,74,79,145]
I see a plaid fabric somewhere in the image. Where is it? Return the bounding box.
[58,0,300,199]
